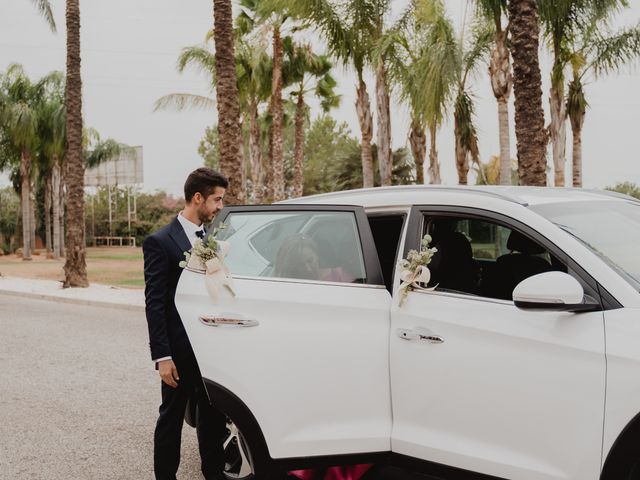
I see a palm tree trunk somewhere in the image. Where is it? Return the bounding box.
[356,79,374,188]
[376,62,392,186]
[270,24,285,202]
[248,102,263,203]
[63,0,88,287]
[508,0,547,186]
[409,120,426,185]
[19,149,32,260]
[30,184,36,254]
[45,172,52,253]
[489,28,513,186]
[213,0,245,205]
[428,123,441,184]
[52,159,61,259]
[570,110,585,187]
[454,118,469,185]
[292,85,306,198]
[549,83,566,186]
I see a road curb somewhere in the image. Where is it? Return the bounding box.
[0,289,145,312]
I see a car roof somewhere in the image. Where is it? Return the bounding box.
[277,185,636,209]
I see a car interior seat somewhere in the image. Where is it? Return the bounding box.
[428,219,479,294]
[492,230,553,300]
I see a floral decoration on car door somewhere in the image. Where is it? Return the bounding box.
[398,234,437,306]
[179,223,236,300]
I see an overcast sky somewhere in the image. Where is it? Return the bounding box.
[1,0,639,196]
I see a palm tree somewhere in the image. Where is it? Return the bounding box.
[29,0,56,31]
[63,0,88,287]
[476,0,512,185]
[236,40,273,203]
[566,21,640,186]
[155,33,272,202]
[0,64,41,261]
[286,44,340,197]
[283,0,378,188]
[36,71,65,259]
[452,17,493,185]
[507,0,547,186]
[413,0,460,184]
[213,0,245,204]
[370,0,394,187]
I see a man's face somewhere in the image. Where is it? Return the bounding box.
[196,186,225,224]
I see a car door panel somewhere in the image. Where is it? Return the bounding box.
[175,206,392,459]
[391,207,606,480]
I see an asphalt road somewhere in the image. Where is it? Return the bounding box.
[0,295,201,479]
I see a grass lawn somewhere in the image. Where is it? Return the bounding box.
[0,246,145,288]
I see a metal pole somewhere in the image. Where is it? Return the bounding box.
[127,186,131,238]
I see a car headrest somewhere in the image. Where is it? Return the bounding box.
[507,231,546,255]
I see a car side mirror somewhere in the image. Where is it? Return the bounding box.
[513,271,600,313]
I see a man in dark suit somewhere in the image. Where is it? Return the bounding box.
[143,168,228,480]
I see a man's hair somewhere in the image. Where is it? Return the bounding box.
[184,168,228,202]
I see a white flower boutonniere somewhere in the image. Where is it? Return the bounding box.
[397,234,438,306]
[179,223,236,300]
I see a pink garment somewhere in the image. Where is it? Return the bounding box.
[319,267,353,283]
[289,464,372,480]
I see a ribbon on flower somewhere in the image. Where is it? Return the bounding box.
[203,241,236,300]
[398,265,435,306]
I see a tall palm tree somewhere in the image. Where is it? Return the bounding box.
[0,64,41,261]
[63,0,88,287]
[507,0,547,186]
[414,0,460,185]
[286,44,340,197]
[36,71,65,259]
[213,0,245,204]
[155,33,272,202]
[30,0,56,31]
[284,0,378,188]
[370,0,393,187]
[476,0,512,185]
[566,21,640,186]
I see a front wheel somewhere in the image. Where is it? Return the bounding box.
[223,416,255,480]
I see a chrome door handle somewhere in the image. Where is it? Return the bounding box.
[199,315,259,327]
[397,328,444,344]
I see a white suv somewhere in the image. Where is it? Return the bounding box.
[175,186,640,480]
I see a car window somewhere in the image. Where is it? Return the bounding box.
[217,211,368,283]
[423,215,565,300]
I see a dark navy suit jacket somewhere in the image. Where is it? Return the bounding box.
[143,216,197,371]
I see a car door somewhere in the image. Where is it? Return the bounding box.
[390,206,606,480]
[175,205,392,460]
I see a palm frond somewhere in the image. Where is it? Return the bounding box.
[176,46,217,79]
[589,24,640,76]
[153,94,216,112]
[31,0,56,32]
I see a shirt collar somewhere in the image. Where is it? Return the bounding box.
[177,212,204,246]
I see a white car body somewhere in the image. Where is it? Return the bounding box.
[175,186,640,480]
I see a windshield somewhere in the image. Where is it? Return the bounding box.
[531,200,640,291]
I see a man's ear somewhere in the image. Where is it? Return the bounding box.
[193,192,203,204]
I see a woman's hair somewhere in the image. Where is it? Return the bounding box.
[274,234,320,280]
[184,167,229,202]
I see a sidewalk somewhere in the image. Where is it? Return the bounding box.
[0,275,144,311]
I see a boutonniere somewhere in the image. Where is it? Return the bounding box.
[397,234,438,306]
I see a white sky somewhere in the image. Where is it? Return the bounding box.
[1,0,639,196]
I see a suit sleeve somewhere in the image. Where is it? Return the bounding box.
[143,235,172,361]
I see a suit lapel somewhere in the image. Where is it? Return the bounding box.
[169,217,191,255]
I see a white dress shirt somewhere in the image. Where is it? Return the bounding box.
[154,213,204,365]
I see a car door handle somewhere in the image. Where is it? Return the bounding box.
[199,315,259,327]
[397,328,444,344]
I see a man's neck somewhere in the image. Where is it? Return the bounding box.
[180,208,202,227]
